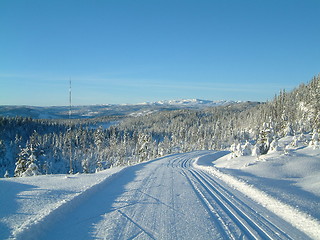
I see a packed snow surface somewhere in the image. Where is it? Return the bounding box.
[1,146,319,239]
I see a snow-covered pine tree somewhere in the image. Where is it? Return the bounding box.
[258,123,271,154]
[22,151,40,177]
[94,126,106,171]
[309,130,319,149]
[137,133,151,162]
[14,132,42,177]
[252,143,261,158]
[82,158,90,173]
[229,143,237,159]
[242,141,252,156]
[268,138,280,153]
[283,123,294,136]
[14,145,29,177]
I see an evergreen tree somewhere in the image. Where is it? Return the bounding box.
[252,144,261,158]
[242,141,252,156]
[22,154,40,177]
[268,139,280,153]
[0,139,6,168]
[14,145,29,177]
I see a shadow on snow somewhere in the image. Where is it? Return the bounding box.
[0,180,37,239]
[15,160,158,240]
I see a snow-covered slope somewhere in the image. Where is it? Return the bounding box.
[1,149,319,239]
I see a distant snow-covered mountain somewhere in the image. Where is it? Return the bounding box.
[0,99,238,119]
[139,99,237,106]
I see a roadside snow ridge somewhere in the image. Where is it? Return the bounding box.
[194,155,320,240]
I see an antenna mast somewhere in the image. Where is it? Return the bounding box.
[69,78,73,174]
[69,78,72,119]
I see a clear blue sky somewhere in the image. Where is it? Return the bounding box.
[1,0,319,106]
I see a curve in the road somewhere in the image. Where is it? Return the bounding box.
[16,151,311,240]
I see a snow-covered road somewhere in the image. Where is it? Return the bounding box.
[13,151,313,239]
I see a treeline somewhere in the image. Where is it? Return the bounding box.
[1,75,319,177]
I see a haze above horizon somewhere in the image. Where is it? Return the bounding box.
[1,0,319,106]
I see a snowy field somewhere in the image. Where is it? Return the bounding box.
[0,137,320,239]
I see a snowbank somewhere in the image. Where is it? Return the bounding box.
[215,137,320,196]
[0,167,125,240]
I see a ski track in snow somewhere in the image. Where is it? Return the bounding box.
[3,151,319,240]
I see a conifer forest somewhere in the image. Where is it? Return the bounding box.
[1,75,319,177]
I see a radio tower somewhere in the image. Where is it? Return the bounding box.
[69,78,73,174]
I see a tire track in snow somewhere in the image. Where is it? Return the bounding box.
[179,151,309,240]
[189,170,291,240]
[198,170,296,239]
[194,152,319,240]
[182,170,232,240]
[169,152,297,239]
